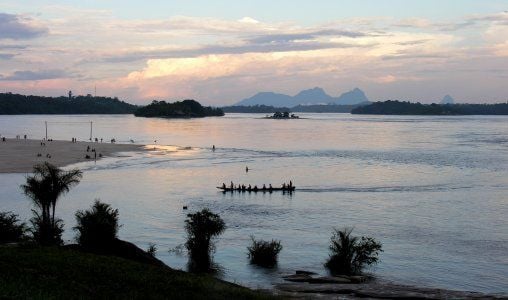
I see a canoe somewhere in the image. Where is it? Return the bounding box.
[217,186,295,192]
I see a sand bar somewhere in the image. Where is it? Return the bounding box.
[0,138,146,173]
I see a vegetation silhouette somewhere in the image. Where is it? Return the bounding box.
[134,99,224,118]
[147,243,157,257]
[21,162,82,245]
[74,200,120,250]
[247,236,283,268]
[0,92,136,114]
[325,228,382,275]
[352,100,508,115]
[185,208,226,272]
[0,212,26,243]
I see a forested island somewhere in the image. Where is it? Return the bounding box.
[134,100,224,118]
[0,93,136,114]
[352,100,508,115]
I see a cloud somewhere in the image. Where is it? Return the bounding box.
[246,29,370,44]
[0,13,48,39]
[0,69,70,81]
[0,53,15,60]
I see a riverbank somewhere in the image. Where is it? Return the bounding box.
[0,138,146,173]
[0,245,276,299]
[276,277,506,299]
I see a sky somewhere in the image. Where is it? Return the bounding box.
[1,1,507,105]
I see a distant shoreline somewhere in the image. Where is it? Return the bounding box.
[0,138,146,173]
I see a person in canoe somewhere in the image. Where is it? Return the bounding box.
[222,183,226,189]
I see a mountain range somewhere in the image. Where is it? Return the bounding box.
[236,87,369,107]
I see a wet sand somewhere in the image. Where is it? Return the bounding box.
[0,138,146,173]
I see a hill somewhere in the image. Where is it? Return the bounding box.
[134,99,224,118]
[221,105,291,113]
[351,100,508,115]
[440,95,455,104]
[0,93,136,114]
[236,87,369,107]
[0,246,274,299]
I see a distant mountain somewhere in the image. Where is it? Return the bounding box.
[336,88,369,105]
[292,87,334,104]
[440,95,455,104]
[236,87,369,107]
[236,92,294,107]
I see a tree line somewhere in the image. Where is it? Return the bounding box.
[0,93,137,114]
[351,100,508,115]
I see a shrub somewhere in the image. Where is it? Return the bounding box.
[30,210,64,245]
[247,236,282,267]
[325,228,382,275]
[0,212,26,244]
[185,208,225,270]
[74,200,119,249]
[147,243,157,257]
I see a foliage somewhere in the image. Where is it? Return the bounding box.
[74,200,119,249]
[29,210,64,245]
[351,100,508,115]
[0,212,26,244]
[147,243,157,257]
[247,236,283,267]
[0,246,277,299]
[134,99,224,118]
[185,208,226,270]
[21,162,82,245]
[325,228,382,275]
[0,92,137,114]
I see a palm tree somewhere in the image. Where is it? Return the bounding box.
[21,162,82,244]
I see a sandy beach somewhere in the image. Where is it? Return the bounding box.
[0,138,146,173]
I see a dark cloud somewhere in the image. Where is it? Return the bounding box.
[382,53,447,60]
[0,53,15,59]
[396,39,431,46]
[246,29,369,44]
[0,69,68,81]
[101,40,373,63]
[0,13,48,40]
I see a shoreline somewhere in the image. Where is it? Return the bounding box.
[0,138,146,173]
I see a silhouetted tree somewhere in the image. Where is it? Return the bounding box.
[247,236,282,267]
[74,200,119,250]
[0,212,26,244]
[21,162,82,245]
[325,228,382,275]
[185,209,225,271]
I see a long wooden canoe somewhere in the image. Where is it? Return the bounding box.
[217,186,295,192]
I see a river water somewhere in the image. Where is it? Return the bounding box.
[0,113,507,293]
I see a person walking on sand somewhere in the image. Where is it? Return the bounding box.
[245,166,249,173]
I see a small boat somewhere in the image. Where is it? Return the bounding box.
[217,186,295,192]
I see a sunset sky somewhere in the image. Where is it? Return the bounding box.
[1,1,507,104]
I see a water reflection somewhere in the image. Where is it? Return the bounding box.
[0,114,507,293]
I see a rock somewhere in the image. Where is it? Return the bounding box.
[283,274,312,282]
[295,270,317,275]
[348,275,367,283]
[307,276,351,284]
